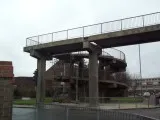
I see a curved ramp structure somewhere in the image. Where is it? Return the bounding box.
[53,48,126,71]
[49,48,128,99]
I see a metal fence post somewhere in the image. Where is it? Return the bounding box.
[101,23,103,34]
[97,109,100,120]
[83,27,84,38]
[121,20,123,30]
[148,97,150,108]
[66,107,69,120]
[26,39,28,46]
[38,36,39,45]
[67,30,68,39]
[142,15,145,27]
[118,101,120,109]
[135,97,138,108]
[52,33,53,42]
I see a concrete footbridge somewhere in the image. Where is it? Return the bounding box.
[24,12,160,106]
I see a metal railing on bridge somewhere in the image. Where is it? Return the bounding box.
[26,12,160,46]
[71,48,126,61]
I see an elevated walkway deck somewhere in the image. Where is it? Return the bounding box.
[24,12,160,55]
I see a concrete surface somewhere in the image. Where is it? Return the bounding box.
[12,108,36,120]
[12,104,160,120]
[118,108,160,119]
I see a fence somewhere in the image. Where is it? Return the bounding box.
[12,96,159,109]
[78,97,159,109]
[35,103,159,120]
[26,12,160,46]
[12,96,160,120]
[71,48,126,61]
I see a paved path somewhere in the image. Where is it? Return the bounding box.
[118,108,160,120]
[55,103,158,109]
[12,105,160,120]
[12,108,36,120]
[13,105,35,108]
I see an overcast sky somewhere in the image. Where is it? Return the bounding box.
[0,0,160,78]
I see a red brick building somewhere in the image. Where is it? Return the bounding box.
[13,77,36,97]
[0,61,13,120]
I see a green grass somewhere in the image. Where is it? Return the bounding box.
[13,97,143,105]
[13,97,53,105]
[110,97,143,103]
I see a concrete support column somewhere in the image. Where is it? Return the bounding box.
[37,58,46,103]
[89,51,99,106]
[83,41,102,107]
[69,60,75,99]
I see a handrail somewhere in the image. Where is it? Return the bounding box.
[26,12,160,47]
[71,48,125,61]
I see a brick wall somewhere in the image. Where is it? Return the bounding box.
[0,61,13,120]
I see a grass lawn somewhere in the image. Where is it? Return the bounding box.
[13,97,53,105]
[110,97,143,103]
[13,97,143,105]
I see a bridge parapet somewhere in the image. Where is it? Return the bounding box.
[26,12,160,46]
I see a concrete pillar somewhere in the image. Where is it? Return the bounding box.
[37,58,46,103]
[89,51,99,106]
[83,41,102,107]
[69,61,75,99]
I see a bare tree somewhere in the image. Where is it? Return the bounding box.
[129,74,140,97]
[112,72,140,97]
[112,71,132,85]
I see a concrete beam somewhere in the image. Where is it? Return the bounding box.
[83,41,102,54]
[36,58,46,103]
[30,50,52,60]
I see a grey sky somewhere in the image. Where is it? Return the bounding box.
[0,0,160,77]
